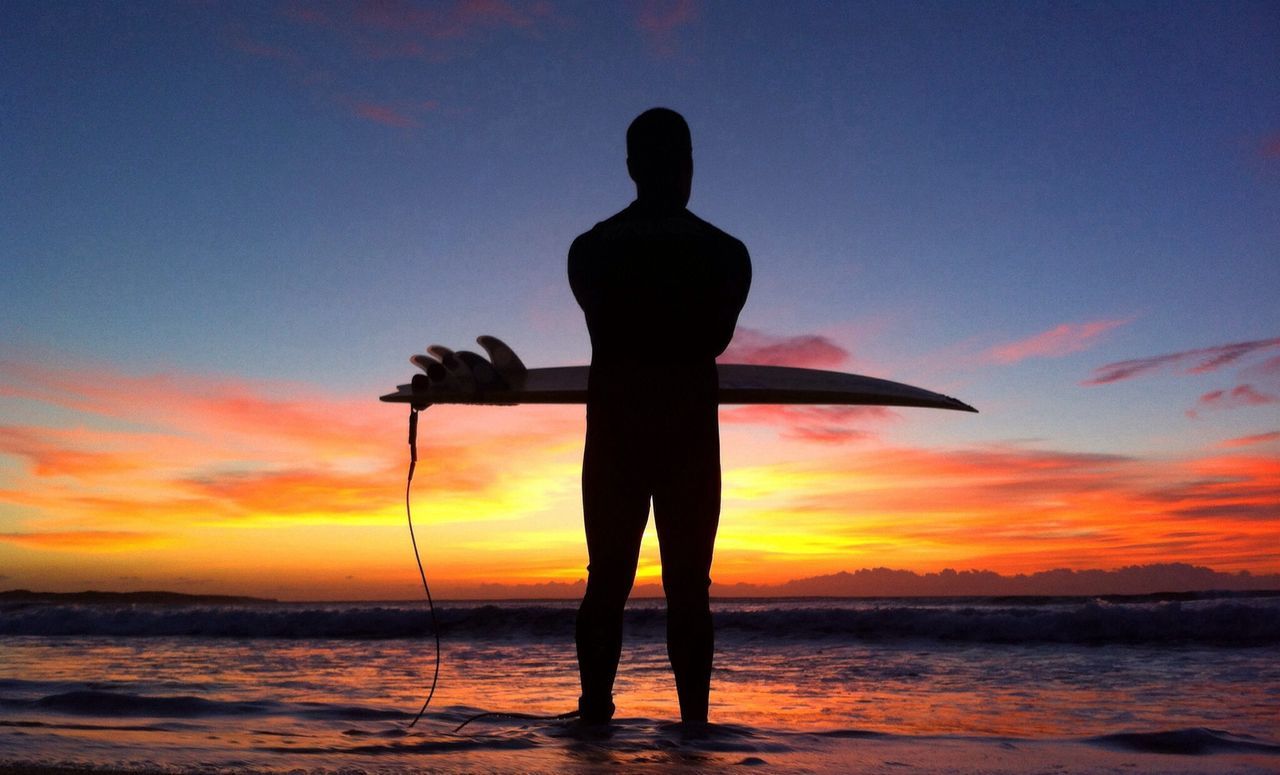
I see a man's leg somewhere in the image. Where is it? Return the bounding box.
[653,408,721,724]
[576,414,650,723]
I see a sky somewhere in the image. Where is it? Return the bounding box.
[2,1,1277,600]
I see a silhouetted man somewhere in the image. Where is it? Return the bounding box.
[568,108,751,725]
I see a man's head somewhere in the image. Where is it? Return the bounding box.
[626,108,693,208]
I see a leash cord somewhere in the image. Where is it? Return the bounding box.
[405,407,441,729]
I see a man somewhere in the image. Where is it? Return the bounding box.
[568,108,751,725]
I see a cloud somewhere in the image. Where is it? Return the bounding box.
[1186,384,1280,418]
[721,404,892,444]
[720,327,849,369]
[1242,354,1280,380]
[633,0,698,57]
[1141,454,1280,523]
[716,442,1279,579]
[282,0,553,59]
[351,100,420,128]
[6,352,1277,594]
[1219,431,1280,448]
[0,357,581,530]
[220,3,531,129]
[0,425,157,479]
[1084,337,1280,385]
[0,531,168,552]
[1262,133,1280,159]
[986,319,1129,364]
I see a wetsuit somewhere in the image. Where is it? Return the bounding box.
[568,199,751,723]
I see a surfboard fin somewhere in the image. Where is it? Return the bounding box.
[455,350,506,389]
[409,353,439,375]
[425,345,476,392]
[477,335,528,387]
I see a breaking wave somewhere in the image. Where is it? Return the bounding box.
[2,597,1276,645]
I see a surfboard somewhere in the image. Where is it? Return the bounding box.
[382,336,976,413]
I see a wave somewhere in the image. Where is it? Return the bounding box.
[0,690,408,721]
[1087,727,1280,756]
[1,599,1276,645]
[5,691,1277,761]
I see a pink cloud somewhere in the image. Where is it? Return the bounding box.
[987,319,1129,364]
[283,0,552,60]
[1262,133,1280,159]
[352,101,420,127]
[1218,431,1280,448]
[1084,337,1280,385]
[1242,354,1280,380]
[633,0,698,57]
[722,404,892,444]
[1186,384,1280,418]
[720,327,850,369]
[0,358,392,462]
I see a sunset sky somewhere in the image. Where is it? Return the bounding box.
[2,1,1277,599]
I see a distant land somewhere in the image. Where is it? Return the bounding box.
[438,563,1280,600]
[0,590,276,605]
[4,564,1277,602]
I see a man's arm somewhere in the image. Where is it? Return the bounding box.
[708,239,752,357]
[567,232,597,322]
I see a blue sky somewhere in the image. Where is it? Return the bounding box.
[6,3,1275,391]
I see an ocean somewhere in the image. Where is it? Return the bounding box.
[2,593,1278,773]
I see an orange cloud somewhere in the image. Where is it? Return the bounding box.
[4,353,1277,597]
[0,425,156,479]
[1219,431,1280,448]
[719,327,849,368]
[715,442,1279,581]
[0,531,168,552]
[986,319,1129,364]
[0,358,582,533]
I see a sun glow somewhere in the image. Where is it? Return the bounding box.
[2,356,1277,599]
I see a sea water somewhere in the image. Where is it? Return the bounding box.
[2,594,1278,773]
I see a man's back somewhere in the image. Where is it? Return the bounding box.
[569,201,751,371]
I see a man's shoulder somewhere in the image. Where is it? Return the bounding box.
[570,207,631,251]
[682,210,748,253]
[571,205,748,260]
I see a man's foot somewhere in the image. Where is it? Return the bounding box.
[577,694,615,725]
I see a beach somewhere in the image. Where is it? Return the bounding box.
[2,594,1277,773]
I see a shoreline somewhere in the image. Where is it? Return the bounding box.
[3,731,1279,775]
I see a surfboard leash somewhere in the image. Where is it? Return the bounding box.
[405,406,441,729]
[403,404,582,734]
[452,709,580,733]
